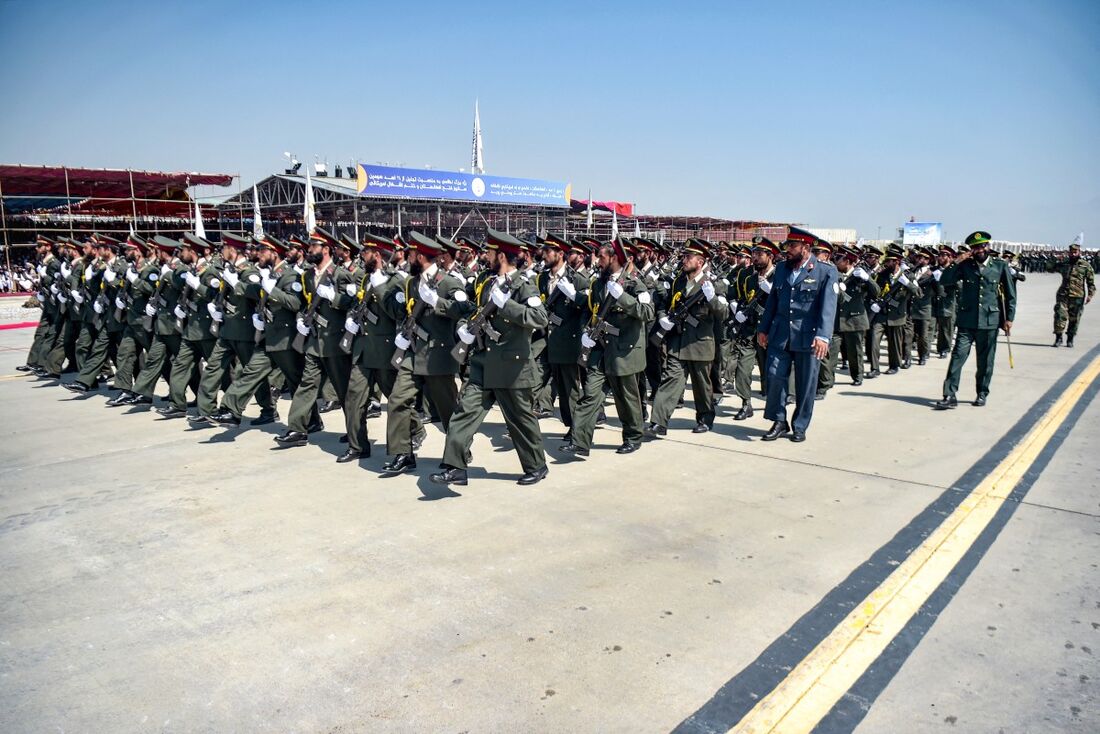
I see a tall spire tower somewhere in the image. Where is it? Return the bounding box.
[471,99,485,174]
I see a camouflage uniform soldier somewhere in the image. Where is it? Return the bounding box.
[1052,242,1095,348]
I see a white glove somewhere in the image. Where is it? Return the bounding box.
[125,268,138,283]
[93,300,104,314]
[369,270,388,289]
[606,280,624,300]
[490,286,508,308]
[295,318,310,335]
[345,283,358,297]
[870,303,882,313]
[57,292,68,304]
[50,284,60,295]
[184,272,201,290]
[104,269,118,284]
[898,274,910,286]
[71,289,84,304]
[729,300,739,313]
[60,263,71,279]
[581,333,597,349]
[37,265,46,277]
[853,267,869,281]
[395,291,406,304]
[145,303,157,317]
[36,293,46,303]
[258,267,271,279]
[261,276,277,293]
[658,316,675,331]
[115,296,126,309]
[222,269,239,288]
[556,278,577,299]
[160,263,172,275]
[735,310,748,323]
[419,280,440,308]
[251,314,265,331]
[344,316,360,334]
[457,324,475,344]
[207,302,224,321]
[701,280,716,302]
[173,305,186,319]
[839,282,847,292]
[901,262,911,272]
[394,333,411,350]
[1009,267,1018,276]
[932,269,942,281]
[758,278,772,294]
[316,283,336,302]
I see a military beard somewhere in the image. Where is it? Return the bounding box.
[408,259,424,278]
[305,251,323,266]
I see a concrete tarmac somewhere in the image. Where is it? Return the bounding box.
[0,273,1096,733]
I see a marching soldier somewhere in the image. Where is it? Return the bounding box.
[872,245,921,375]
[935,231,1017,409]
[339,233,414,463]
[65,235,128,393]
[931,245,958,358]
[819,245,878,394]
[1051,241,1094,347]
[646,238,727,435]
[123,236,187,407]
[910,247,937,366]
[729,238,777,420]
[106,236,160,406]
[561,237,654,457]
[378,231,467,475]
[430,229,550,486]
[22,236,62,376]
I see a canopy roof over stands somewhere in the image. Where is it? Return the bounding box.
[0,165,234,199]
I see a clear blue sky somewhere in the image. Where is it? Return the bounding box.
[1,0,1097,244]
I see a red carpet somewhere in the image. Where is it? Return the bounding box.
[0,322,38,331]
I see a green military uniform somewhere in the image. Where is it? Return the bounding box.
[73,254,128,388]
[911,264,936,364]
[132,251,186,400]
[26,252,62,371]
[285,259,355,434]
[440,268,549,475]
[1052,252,1095,345]
[649,267,728,431]
[73,255,106,373]
[939,233,1017,404]
[729,263,773,415]
[821,260,879,393]
[111,257,159,396]
[197,256,275,418]
[43,253,79,375]
[568,261,654,453]
[537,262,591,437]
[166,260,219,412]
[873,262,921,373]
[932,266,958,357]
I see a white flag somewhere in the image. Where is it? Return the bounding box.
[611,208,619,239]
[634,217,641,238]
[252,184,264,239]
[585,189,593,232]
[194,197,205,239]
[471,99,484,174]
[1072,232,1084,247]
[304,167,317,234]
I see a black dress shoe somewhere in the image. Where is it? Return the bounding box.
[1053,334,1063,347]
[336,449,362,463]
[885,367,899,375]
[560,431,573,443]
[814,392,826,401]
[156,406,187,419]
[380,453,416,475]
[412,427,428,451]
[934,396,958,410]
[761,421,791,441]
[188,413,211,425]
[365,401,382,419]
[852,378,863,386]
[274,430,308,446]
[518,466,548,485]
[1067,337,1075,348]
[643,423,667,439]
[339,434,349,443]
[106,391,134,407]
[306,419,324,433]
[430,466,468,485]
[251,410,279,426]
[790,430,806,442]
[187,400,198,408]
[534,408,553,420]
[616,442,640,454]
[867,370,880,379]
[319,400,341,413]
[596,411,607,426]
[211,410,241,427]
[692,423,710,434]
[918,357,928,366]
[559,443,590,457]
[972,394,987,407]
[16,365,32,372]
[733,403,754,421]
[901,359,912,369]
[64,381,91,394]
[129,395,153,406]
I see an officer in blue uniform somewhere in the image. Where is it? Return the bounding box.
[756,227,839,442]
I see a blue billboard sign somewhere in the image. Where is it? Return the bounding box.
[355,164,571,208]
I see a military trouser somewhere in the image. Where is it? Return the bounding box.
[169,338,215,410]
[1054,296,1086,337]
[913,318,933,360]
[533,349,555,413]
[731,338,765,401]
[902,316,914,362]
[286,352,351,433]
[885,324,905,370]
[441,381,547,474]
[43,314,70,374]
[113,325,151,391]
[549,362,583,430]
[943,327,998,399]
[386,366,458,455]
[650,356,714,429]
[764,346,821,435]
[643,341,664,401]
[75,326,121,387]
[344,364,406,454]
[133,333,182,398]
[198,339,273,417]
[816,333,843,395]
[27,316,55,368]
[866,321,886,373]
[320,372,340,404]
[721,338,738,387]
[74,321,100,372]
[570,359,644,451]
[935,314,956,354]
[839,330,866,382]
[263,349,316,427]
[219,344,282,418]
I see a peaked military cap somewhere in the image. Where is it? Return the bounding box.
[362,232,396,252]
[338,232,361,253]
[308,227,338,247]
[751,236,780,256]
[539,233,571,252]
[435,235,462,253]
[152,235,182,253]
[683,237,710,257]
[484,227,526,257]
[287,234,309,250]
[964,231,991,246]
[182,232,213,251]
[407,229,444,257]
[222,232,251,249]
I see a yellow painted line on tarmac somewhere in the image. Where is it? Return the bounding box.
[731,353,1100,734]
[0,373,30,381]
